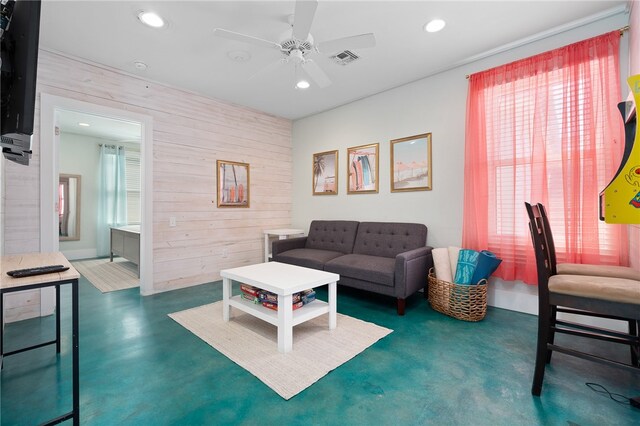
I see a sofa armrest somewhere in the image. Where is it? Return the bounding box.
[394,246,434,298]
[271,237,308,258]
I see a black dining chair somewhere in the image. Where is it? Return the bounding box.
[538,203,640,281]
[525,202,640,396]
[537,202,639,366]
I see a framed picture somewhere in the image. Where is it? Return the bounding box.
[390,133,432,192]
[347,143,379,194]
[313,150,338,195]
[217,160,250,208]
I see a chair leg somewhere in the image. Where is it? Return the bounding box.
[546,306,557,364]
[631,320,639,367]
[396,298,406,316]
[532,303,552,396]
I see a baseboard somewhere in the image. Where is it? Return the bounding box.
[487,278,539,315]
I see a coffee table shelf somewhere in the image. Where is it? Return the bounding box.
[228,295,330,327]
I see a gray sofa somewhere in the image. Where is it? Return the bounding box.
[272,220,433,315]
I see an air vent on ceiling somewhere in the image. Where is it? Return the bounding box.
[329,50,360,66]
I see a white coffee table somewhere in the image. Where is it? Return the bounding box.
[220,262,339,353]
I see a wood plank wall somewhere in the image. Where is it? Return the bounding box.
[3,50,292,320]
[3,95,42,322]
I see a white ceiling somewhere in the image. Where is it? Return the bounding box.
[39,1,628,120]
[57,110,142,141]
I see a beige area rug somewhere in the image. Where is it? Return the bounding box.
[71,257,139,293]
[169,301,392,400]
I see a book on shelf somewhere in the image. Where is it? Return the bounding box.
[240,284,261,297]
[241,293,260,304]
[257,288,315,305]
[302,289,316,304]
[262,300,304,311]
[258,291,278,303]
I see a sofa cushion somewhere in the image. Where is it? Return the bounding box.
[305,220,360,254]
[352,222,427,258]
[325,254,396,287]
[274,248,345,270]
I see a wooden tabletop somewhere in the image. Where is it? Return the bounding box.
[1,252,80,290]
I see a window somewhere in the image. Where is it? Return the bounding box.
[125,149,141,224]
[463,31,627,284]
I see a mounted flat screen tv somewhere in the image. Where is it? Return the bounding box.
[0,0,41,165]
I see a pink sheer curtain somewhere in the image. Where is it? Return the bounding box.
[463,31,628,284]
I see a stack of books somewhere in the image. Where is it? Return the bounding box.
[239,284,316,311]
[240,284,261,303]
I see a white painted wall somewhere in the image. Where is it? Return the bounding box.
[58,132,101,259]
[292,13,630,315]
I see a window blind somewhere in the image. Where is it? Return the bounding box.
[125,150,141,224]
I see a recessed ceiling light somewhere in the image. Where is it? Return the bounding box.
[138,11,165,28]
[424,19,446,33]
[78,122,90,127]
[296,80,310,89]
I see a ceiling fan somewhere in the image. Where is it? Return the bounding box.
[213,0,376,89]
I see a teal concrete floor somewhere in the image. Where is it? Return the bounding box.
[1,276,639,425]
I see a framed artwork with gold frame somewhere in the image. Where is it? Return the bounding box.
[312,150,338,195]
[390,133,432,192]
[217,160,250,208]
[347,143,379,194]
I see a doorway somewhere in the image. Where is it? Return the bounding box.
[40,94,153,296]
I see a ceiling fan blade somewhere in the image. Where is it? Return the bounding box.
[301,60,331,88]
[292,0,318,41]
[317,33,376,54]
[213,28,281,50]
[248,58,287,81]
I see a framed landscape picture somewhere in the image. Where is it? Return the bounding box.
[217,160,250,208]
[347,143,379,194]
[390,133,432,192]
[313,150,338,195]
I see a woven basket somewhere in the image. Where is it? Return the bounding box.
[427,268,488,322]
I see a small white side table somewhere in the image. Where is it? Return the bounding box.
[263,228,305,262]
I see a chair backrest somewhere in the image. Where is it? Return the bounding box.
[524,202,553,294]
[537,203,559,275]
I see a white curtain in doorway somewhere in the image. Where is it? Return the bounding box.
[96,145,127,257]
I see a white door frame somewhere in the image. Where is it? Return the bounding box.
[40,93,154,296]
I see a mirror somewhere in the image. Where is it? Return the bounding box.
[59,174,81,241]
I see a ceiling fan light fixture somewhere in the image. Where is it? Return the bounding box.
[138,11,165,28]
[296,80,310,89]
[424,19,446,33]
